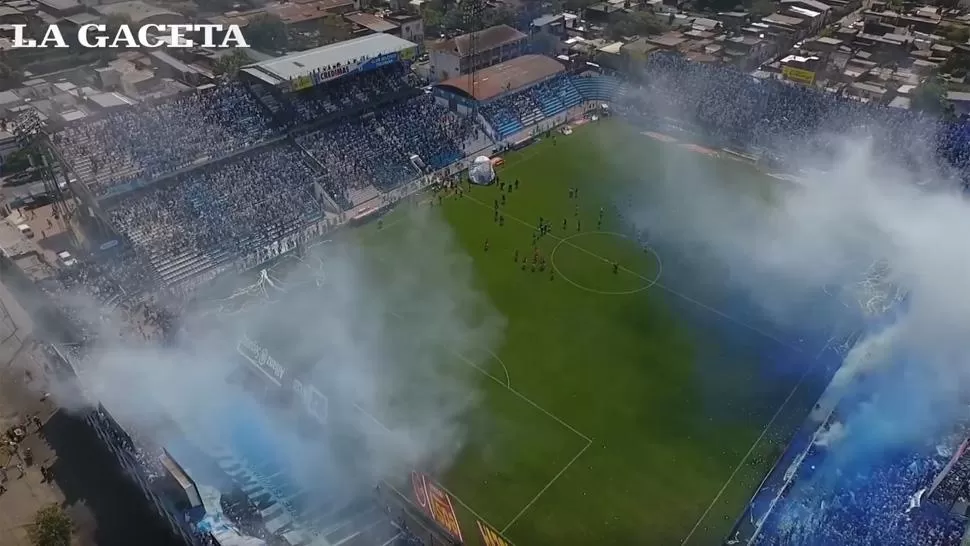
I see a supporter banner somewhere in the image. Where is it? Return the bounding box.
[400,46,417,61]
[359,51,400,72]
[411,471,431,515]
[291,75,313,91]
[782,66,815,86]
[930,437,970,496]
[289,66,350,91]
[426,477,464,542]
[477,520,511,546]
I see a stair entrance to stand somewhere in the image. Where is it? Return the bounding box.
[409,154,427,173]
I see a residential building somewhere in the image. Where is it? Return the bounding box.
[428,24,527,81]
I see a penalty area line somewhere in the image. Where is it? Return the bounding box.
[450,350,591,444]
[384,310,588,444]
[501,438,593,535]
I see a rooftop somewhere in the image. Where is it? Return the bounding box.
[150,50,199,74]
[815,36,842,45]
[62,12,100,25]
[787,6,822,19]
[35,0,80,11]
[268,0,353,24]
[436,54,565,101]
[93,1,181,24]
[430,24,526,58]
[0,90,19,105]
[243,33,416,84]
[344,11,399,33]
[532,13,565,27]
[781,0,831,11]
[889,95,911,109]
[621,37,660,55]
[88,91,137,108]
[762,12,806,27]
[692,16,720,29]
[947,90,970,102]
[649,32,688,48]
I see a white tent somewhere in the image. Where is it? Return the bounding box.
[469,156,496,185]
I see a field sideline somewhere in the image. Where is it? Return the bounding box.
[353,120,834,546]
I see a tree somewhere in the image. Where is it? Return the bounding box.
[941,52,970,75]
[422,4,445,34]
[213,49,253,78]
[911,74,953,117]
[319,13,352,45]
[607,11,666,40]
[696,0,741,13]
[0,61,23,89]
[563,0,599,11]
[532,32,560,55]
[247,14,287,52]
[748,0,774,17]
[483,5,517,28]
[28,505,72,546]
[944,25,970,44]
[2,148,38,174]
[441,6,464,33]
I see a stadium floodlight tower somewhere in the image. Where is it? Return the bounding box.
[13,109,71,231]
[461,0,486,108]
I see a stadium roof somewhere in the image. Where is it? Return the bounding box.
[430,25,526,58]
[242,33,416,85]
[436,54,565,102]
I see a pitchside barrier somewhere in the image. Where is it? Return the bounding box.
[412,471,464,543]
[378,478,462,546]
[477,520,512,546]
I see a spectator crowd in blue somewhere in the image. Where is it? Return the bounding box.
[51,65,476,294]
[55,84,276,196]
[106,145,323,274]
[612,53,970,182]
[299,93,478,207]
[747,371,968,546]
[288,64,423,123]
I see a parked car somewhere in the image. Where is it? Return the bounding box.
[57,251,77,267]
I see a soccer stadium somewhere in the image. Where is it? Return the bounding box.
[7,14,970,546]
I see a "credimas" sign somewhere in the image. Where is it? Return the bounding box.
[11,24,248,49]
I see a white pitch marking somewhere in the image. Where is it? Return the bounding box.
[502,439,593,534]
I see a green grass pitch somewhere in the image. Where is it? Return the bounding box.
[353,120,825,546]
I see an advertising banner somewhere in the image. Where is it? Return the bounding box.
[782,66,816,85]
[426,478,464,542]
[477,520,511,546]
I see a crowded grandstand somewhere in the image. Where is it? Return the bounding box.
[16,11,970,543]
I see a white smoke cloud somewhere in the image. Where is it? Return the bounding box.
[609,102,970,452]
[52,203,504,503]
